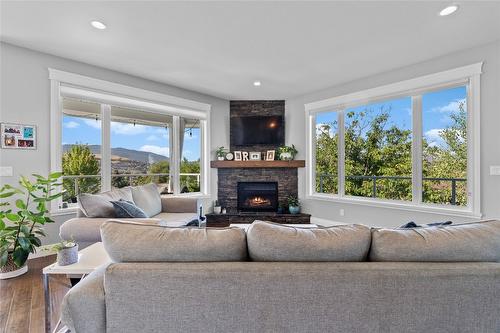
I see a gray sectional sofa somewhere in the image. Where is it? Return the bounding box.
[59,184,199,248]
[61,220,500,333]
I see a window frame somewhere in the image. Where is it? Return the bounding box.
[305,63,482,218]
[50,69,211,214]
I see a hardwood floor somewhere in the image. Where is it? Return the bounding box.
[0,255,70,333]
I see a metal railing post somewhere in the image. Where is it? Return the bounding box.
[451,179,456,205]
[372,177,377,198]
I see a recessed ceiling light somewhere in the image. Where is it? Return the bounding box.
[91,20,107,30]
[439,5,458,16]
[253,81,261,87]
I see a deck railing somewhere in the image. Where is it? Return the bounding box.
[317,174,466,205]
[62,173,200,198]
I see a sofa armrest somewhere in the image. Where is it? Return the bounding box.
[161,196,198,213]
[61,264,107,333]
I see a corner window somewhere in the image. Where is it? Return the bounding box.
[51,70,210,212]
[306,63,481,216]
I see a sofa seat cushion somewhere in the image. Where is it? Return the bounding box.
[101,220,247,262]
[131,183,162,217]
[60,213,198,243]
[370,220,500,262]
[247,220,371,262]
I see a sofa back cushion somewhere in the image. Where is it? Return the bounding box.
[247,221,371,261]
[370,220,500,262]
[78,187,133,218]
[131,183,162,217]
[101,220,247,262]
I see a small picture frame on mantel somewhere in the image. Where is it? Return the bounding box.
[249,152,261,161]
[265,150,275,161]
[234,151,242,161]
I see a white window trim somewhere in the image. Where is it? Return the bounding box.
[49,69,211,213]
[305,63,483,218]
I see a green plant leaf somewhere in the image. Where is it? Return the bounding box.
[0,220,5,230]
[12,247,29,267]
[0,191,16,198]
[6,213,20,222]
[49,172,63,179]
[17,237,31,251]
[0,250,8,267]
[15,199,26,210]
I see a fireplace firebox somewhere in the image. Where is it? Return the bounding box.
[237,182,278,212]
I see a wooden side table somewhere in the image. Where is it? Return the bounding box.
[42,242,111,333]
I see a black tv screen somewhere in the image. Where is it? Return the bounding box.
[231,116,284,146]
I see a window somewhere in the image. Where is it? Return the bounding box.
[110,106,172,192]
[422,86,467,206]
[344,97,412,201]
[50,69,210,212]
[180,117,201,193]
[306,63,482,216]
[315,111,338,194]
[62,98,102,203]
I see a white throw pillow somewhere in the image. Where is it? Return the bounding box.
[131,183,162,218]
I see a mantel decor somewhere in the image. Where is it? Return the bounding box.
[211,160,305,168]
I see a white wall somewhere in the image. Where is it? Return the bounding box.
[287,40,500,227]
[0,42,229,244]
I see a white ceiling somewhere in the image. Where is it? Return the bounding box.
[1,1,499,100]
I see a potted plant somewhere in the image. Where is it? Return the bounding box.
[0,173,63,279]
[215,146,226,161]
[287,195,300,214]
[277,202,285,214]
[53,237,78,266]
[278,145,298,161]
[213,199,222,214]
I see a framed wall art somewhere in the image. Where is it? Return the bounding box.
[1,123,37,150]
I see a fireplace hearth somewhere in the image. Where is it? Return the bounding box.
[237,182,278,212]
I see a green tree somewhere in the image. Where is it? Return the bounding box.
[62,145,100,201]
[423,101,467,205]
[149,160,170,184]
[180,158,200,193]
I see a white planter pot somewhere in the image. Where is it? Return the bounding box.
[0,255,28,280]
[280,152,293,161]
[57,244,79,266]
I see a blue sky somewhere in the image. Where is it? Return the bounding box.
[316,85,467,148]
[62,116,201,161]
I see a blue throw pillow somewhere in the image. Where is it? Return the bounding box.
[110,200,148,218]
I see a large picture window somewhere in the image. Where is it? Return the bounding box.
[306,63,481,216]
[50,69,210,212]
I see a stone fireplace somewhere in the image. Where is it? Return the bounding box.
[217,167,298,213]
[237,182,278,212]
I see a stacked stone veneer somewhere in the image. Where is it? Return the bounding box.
[217,167,297,213]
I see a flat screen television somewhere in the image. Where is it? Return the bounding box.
[231,115,284,146]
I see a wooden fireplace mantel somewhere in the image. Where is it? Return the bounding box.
[210,160,305,168]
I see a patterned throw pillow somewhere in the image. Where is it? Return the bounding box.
[110,200,148,218]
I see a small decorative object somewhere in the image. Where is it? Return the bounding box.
[221,208,226,214]
[225,152,234,161]
[277,203,285,214]
[278,144,298,161]
[242,152,249,161]
[1,123,37,149]
[213,200,222,214]
[265,150,275,161]
[249,152,261,161]
[215,146,226,161]
[234,151,242,161]
[287,195,300,214]
[53,238,78,266]
[0,173,63,279]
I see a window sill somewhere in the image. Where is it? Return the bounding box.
[306,193,482,219]
[50,207,79,217]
